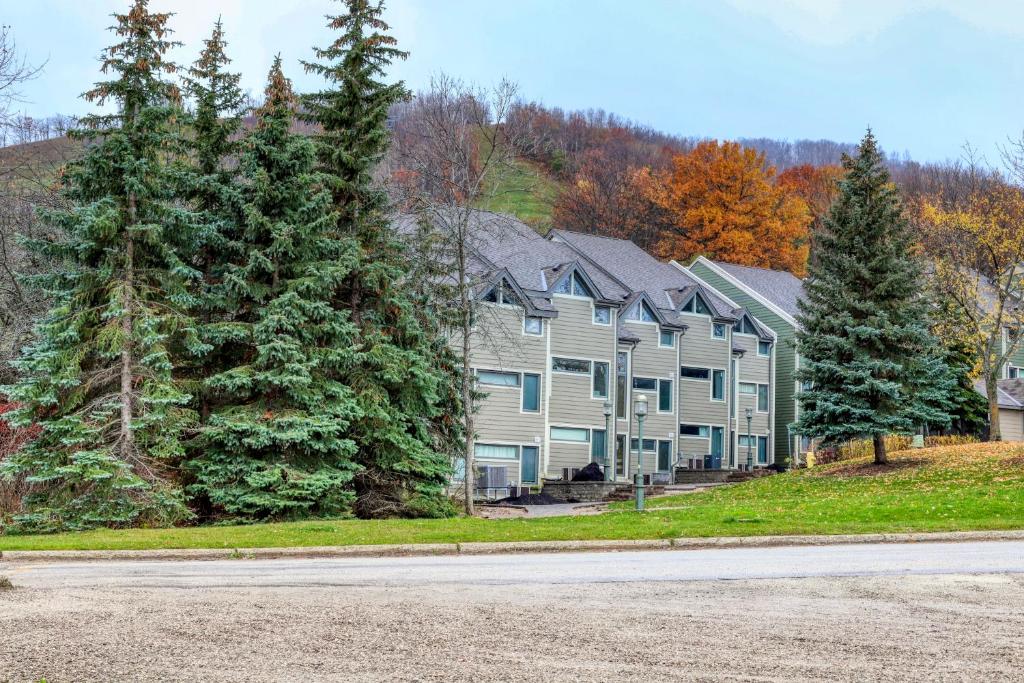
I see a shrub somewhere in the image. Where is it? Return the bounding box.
[0,401,40,521]
[832,434,980,462]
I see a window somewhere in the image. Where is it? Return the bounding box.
[593,362,609,398]
[757,384,769,412]
[551,426,589,442]
[474,443,518,460]
[712,323,726,339]
[657,440,672,472]
[658,379,672,412]
[524,317,543,335]
[679,424,710,437]
[552,357,591,374]
[591,429,607,461]
[757,436,769,465]
[593,305,611,325]
[679,366,710,380]
[738,435,754,448]
[659,330,675,347]
[739,382,757,395]
[478,370,520,387]
[521,446,539,484]
[711,369,725,401]
[481,281,521,306]
[553,271,594,298]
[626,300,658,323]
[632,376,657,391]
[681,293,712,315]
[1010,366,1020,379]
[522,374,540,412]
[616,352,628,419]
[758,340,771,356]
[630,438,656,452]
[738,315,758,335]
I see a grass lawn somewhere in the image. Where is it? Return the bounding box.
[1,442,1022,552]
[477,158,560,230]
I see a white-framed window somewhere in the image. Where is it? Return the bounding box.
[657,440,673,472]
[553,271,594,298]
[593,305,612,325]
[632,376,658,391]
[711,369,725,401]
[477,370,520,387]
[481,281,521,306]
[679,366,710,380]
[758,341,771,356]
[739,382,757,395]
[757,384,769,412]
[737,315,758,335]
[550,426,590,443]
[658,379,672,412]
[1010,366,1020,379]
[524,316,543,336]
[522,374,541,413]
[552,357,591,374]
[474,443,519,460]
[659,330,675,347]
[712,323,726,339]
[681,294,712,315]
[626,300,657,323]
[679,424,710,438]
[593,362,610,398]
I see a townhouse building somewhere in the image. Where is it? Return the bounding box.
[447,211,779,488]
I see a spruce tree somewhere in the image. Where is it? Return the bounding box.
[0,0,199,530]
[185,59,361,520]
[303,0,457,518]
[795,131,951,464]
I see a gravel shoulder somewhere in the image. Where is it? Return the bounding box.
[2,569,1023,681]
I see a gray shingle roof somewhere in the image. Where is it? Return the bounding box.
[710,260,806,319]
[548,229,736,319]
[974,379,1024,409]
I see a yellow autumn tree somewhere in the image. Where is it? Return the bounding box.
[647,140,811,276]
[919,182,1024,440]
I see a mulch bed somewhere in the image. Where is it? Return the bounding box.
[491,492,574,506]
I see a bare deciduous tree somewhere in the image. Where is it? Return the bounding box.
[386,75,535,514]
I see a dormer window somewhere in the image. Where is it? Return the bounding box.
[737,315,758,335]
[681,293,712,315]
[481,281,522,306]
[552,271,594,298]
[626,300,657,323]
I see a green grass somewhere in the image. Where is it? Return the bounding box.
[477,158,561,230]
[2,443,1022,551]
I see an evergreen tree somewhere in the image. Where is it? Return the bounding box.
[0,0,199,530]
[180,19,246,422]
[185,59,361,520]
[795,131,952,464]
[302,0,456,518]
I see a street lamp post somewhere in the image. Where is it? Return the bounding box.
[745,407,754,470]
[603,400,614,482]
[634,394,648,511]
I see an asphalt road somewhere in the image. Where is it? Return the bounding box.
[5,539,1024,588]
[3,541,1024,682]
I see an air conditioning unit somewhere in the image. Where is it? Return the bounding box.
[476,465,508,491]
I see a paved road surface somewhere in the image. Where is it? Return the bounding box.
[3,541,1024,682]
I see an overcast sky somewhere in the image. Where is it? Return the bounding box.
[6,0,1024,163]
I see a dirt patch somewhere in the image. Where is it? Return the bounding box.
[493,492,570,506]
[813,458,927,478]
[475,506,528,519]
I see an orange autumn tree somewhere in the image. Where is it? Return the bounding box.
[777,163,844,262]
[648,140,811,276]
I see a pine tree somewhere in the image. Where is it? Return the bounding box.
[302,0,457,518]
[185,59,361,520]
[0,0,199,530]
[795,131,952,464]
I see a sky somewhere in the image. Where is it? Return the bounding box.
[5,0,1024,163]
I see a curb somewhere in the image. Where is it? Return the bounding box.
[2,529,1024,564]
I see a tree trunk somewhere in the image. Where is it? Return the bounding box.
[119,195,137,461]
[986,370,1002,442]
[458,241,474,516]
[872,433,887,465]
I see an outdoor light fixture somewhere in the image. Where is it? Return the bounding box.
[603,400,614,482]
[633,394,648,511]
[745,407,754,470]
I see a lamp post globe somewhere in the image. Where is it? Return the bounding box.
[633,394,648,511]
[602,400,614,482]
